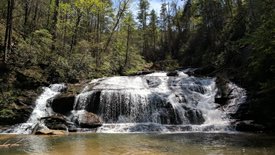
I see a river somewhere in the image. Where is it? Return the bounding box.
[1,133,275,155]
[1,71,269,154]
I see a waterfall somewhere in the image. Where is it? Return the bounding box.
[73,72,246,133]
[5,71,246,134]
[4,84,66,134]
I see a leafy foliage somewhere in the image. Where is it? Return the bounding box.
[0,0,274,90]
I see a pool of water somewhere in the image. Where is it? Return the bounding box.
[0,132,275,155]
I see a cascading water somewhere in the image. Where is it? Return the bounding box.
[4,84,66,134]
[4,71,246,134]
[73,72,246,133]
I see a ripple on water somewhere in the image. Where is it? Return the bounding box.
[1,133,275,155]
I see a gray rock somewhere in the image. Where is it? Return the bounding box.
[41,115,69,130]
[73,110,102,128]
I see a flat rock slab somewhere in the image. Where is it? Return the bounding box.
[35,129,67,135]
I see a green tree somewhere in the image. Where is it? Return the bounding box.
[3,0,14,63]
[137,0,150,58]
[148,9,158,61]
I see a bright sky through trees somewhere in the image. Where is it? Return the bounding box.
[112,0,186,17]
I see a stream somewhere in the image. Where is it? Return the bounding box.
[1,133,275,155]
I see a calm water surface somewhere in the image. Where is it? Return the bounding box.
[0,133,275,155]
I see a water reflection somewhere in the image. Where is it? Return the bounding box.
[0,133,275,155]
[24,135,52,154]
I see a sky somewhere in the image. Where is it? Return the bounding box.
[113,0,186,17]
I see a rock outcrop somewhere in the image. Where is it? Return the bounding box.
[41,115,69,130]
[50,94,75,114]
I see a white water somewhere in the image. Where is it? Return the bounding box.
[74,72,246,133]
[6,71,246,134]
[6,84,66,134]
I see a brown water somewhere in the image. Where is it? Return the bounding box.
[0,133,275,155]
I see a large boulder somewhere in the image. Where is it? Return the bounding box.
[73,110,102,128]
[41,115,69,130]
[50,94,75,114]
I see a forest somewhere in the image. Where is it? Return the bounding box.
[0,0,274,131]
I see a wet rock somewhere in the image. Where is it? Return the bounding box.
[185,109,205,125]
[50,94,75,114]
[188,84,206,94]
[180,68,198,76]
[82,91,101,113]
[215,76,233,106]
[41,115,69,130]
[216,77,230,96]
[144,77,161,88]
[234,120,265,132]
[0,125,9,133]
[167,71,179,76]
[215,97,229,106]
[35,129,67,135]
[73,110,102,128]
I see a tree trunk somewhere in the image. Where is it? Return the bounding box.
[225,0,233,18]
[69,10,82,53]
[46,0,53,29]
[51,0,59,52]
[23,0,30,38]
[95,11,101,67]
[103,0,130,53]
[124,23,131,69]
[62,12,68,50]
[31,0,39,31]
[3,0,14,63]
